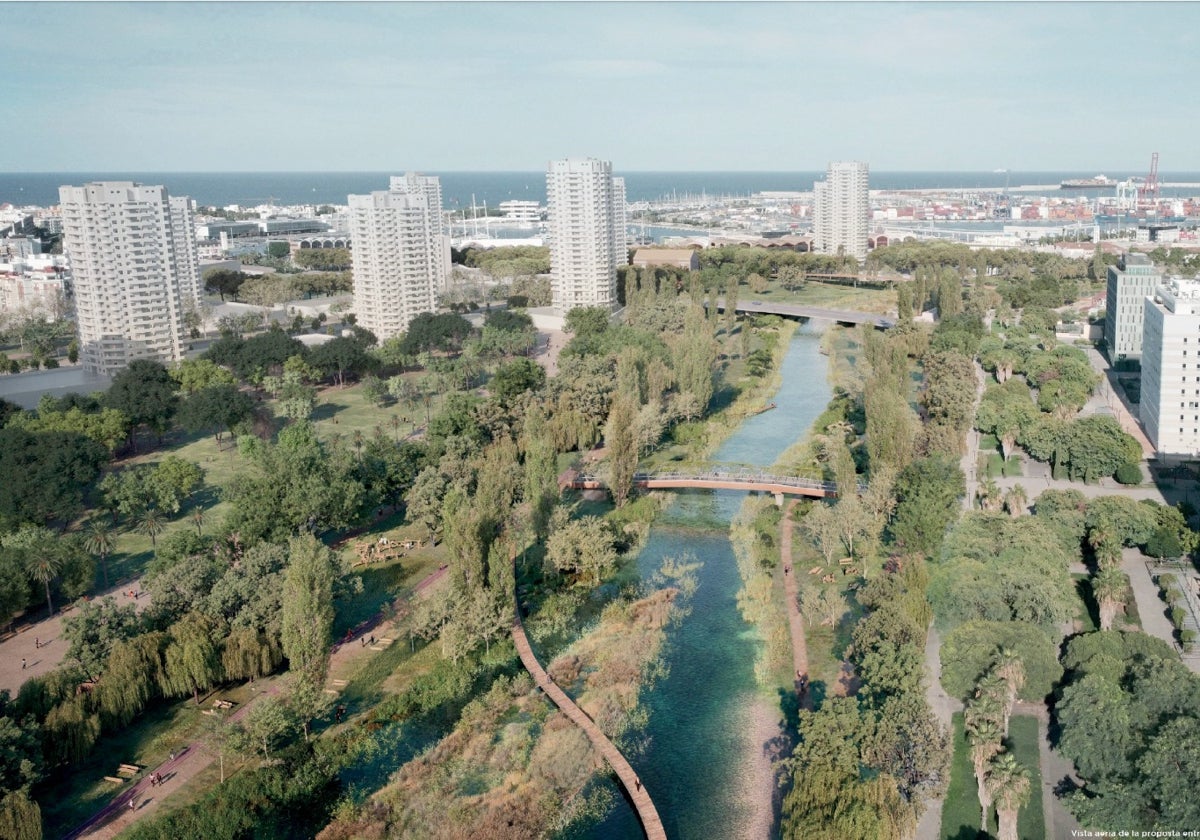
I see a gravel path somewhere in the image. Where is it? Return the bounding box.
[0,579,152,697]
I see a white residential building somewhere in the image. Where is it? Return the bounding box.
[348,173,449,340]
[546,158,626,312]
[812,161,870,261]
[1104,252,1162,361]
[1140,277,1200,456]
[59,181,200,375]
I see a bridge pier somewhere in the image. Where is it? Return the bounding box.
[774,492,785,507]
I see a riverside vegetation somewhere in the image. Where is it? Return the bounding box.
[0,248,814,838]
[4,238,1195,839]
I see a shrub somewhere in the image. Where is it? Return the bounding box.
[1169,605,1186,630]
[1114,462,1143,485]
[1181,628,1197,650]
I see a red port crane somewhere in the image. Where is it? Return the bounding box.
[1144,152,1160,198]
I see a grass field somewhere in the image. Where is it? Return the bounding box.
[940,712,1045,840]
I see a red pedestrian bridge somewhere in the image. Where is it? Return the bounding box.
[562,468,863,502]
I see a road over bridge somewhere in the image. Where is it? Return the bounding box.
[713,297,895,328]
[563,469,864,503]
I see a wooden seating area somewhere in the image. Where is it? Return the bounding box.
[103,776,125,784]
[115,763,140,778]
[202,698,236,715]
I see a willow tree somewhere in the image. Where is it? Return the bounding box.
[162,612,224,704]
[98,632,167,727]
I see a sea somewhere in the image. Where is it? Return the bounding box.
[4,171,1200,209]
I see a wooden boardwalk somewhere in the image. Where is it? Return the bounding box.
[511,615,667,840]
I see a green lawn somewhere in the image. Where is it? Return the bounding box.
[39,677,274,837]
[940,713,1045,840]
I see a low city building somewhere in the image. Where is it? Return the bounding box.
[631,248,699,270]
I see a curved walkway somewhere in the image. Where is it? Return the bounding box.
[510,614,667,840]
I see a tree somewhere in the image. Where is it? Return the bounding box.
[83,518,115,586]
[95,632,166,727]
[62,598,142,676]
[233,695,294,759]
[939,621,1062,702]
[986,752,1031,840]
[563,306,610,338]
[399,312,474,354]
[0,427,108,529]
[489,358,545,401]
[545,515,618,587]
[966,715,1003,826]
[1093,567,1128,631]
[203,268,250,301]
[280,535,336,685]
[177,384,256,444]
[171,358,237,394]
[603,394,639,507]
[975,379,1037,460]
[161,611,224,704]
[0,790,41,840]
[23,548,62,617]
[889,456,964,556]
[134,507,167,553]
[309,336,374,387]
[104,359,179,442]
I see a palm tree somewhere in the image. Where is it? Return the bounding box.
[191,507,206,537]
[389,413,402,443]
[83,519,115,587]
[993,650,1026,735]
[977,479,1002,512]
[966,716,1004,829]
[974,671,1011,734]
[24,551,63,617]
[987,752,1031,840]
[1093,566,1128,631]
[1003,484,1027,517]
[135,508,166,553]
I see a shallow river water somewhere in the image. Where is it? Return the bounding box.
[580,323,831,839]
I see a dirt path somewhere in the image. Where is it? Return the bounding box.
[779,502,811,707]
[68,563,451,839]
[0,578,152,697]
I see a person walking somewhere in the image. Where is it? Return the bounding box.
[34,637,39,649]
[634,778,641,792]
[21,658,26,670]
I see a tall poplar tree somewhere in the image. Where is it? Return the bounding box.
[280,534,336,686]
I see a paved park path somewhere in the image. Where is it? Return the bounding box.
[511,611,667,840]
[0,579,151,697]
[68,563,451,839]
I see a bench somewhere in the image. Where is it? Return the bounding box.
[838,557,853,566]
[212,699,234,710]
[104,776,125,784]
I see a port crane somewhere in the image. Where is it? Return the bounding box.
[1144,152,1160,199]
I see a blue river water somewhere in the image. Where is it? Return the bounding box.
[581,324,830,839]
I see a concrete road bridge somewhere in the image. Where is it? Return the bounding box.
[712,297,895,328]
[563,468,865,504]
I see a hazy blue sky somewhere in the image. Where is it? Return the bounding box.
[3,2,1198,171]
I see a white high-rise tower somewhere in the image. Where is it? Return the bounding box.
[348,173,450,340]
[813,161,869,261]
[546,158,626,312]
[59,181,200,375]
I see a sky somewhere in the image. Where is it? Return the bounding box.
[3,1,1199,172]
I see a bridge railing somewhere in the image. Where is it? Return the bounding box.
[571,470,867,494]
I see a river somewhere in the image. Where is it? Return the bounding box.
[579,323,831,839]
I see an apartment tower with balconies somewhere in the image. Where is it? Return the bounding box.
[813,161,869,261]
[348,173,450,340]
[546,158,626,312]
[59,181,200,375]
